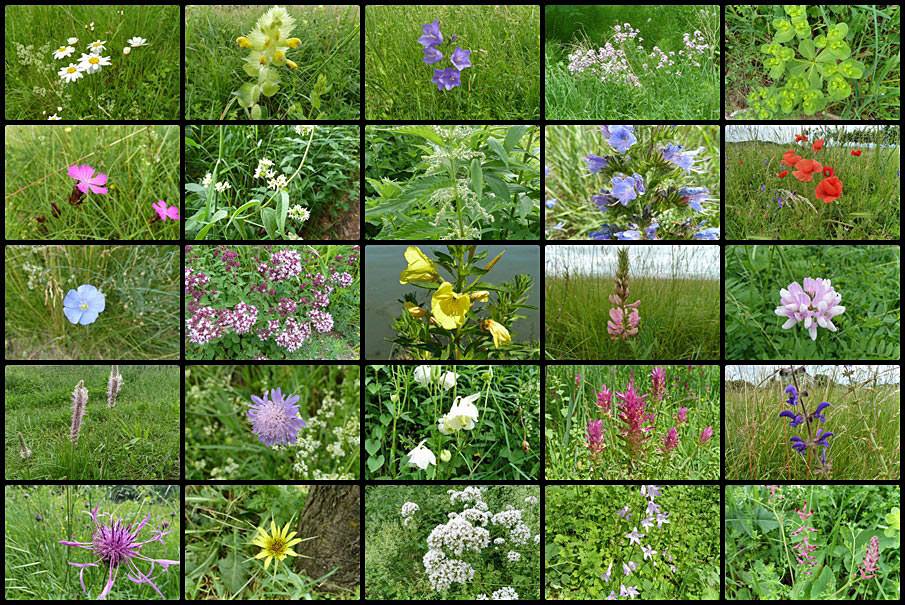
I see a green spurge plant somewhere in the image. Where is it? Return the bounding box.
[234,6,302,120]
[747,5,866,118]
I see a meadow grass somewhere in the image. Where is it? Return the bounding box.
[5,485,181,600]
[5,125,180,240]
[725,245,900,360]
[545,365,720,480]
[4,245,180,360]
[724,5,900,120]
[725,380,900,480]
[4,5,180,120]
[365,5,540,120]
[724,139,900,240]
[544,4,719,120]
[5,365,180,480]
[185,5,360,121]
[544,125,721,240]
[184,125,360,240]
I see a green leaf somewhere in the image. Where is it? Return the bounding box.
[798,37,816,59]
[195,209,228,240]
[774,26,796,43]
[261,80,279,97]
[223,199,262,233]
[768,60,786,79]
[484,174,511,202]
[470,158,483,199]
[826,22,849,41]
[279,190,289,235]
[814,34,827,48]
[236,83,255,108]
[365,439,381,456]
[487,137,509,167]
[810,565,834,599]
[185,183,207,193]
[388,125,446,146]
[217,554,249,595]
[503,125,530,152]
[367,455,385,473]
[838,58,865,79]
[261,207,278,238]
[826,39,851,60]
[250,103,263,120]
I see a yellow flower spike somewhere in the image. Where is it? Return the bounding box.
[237,36,250,48]
[399,246,439,284]
[286,60,298,69]
[404,302,428,318]
[470,291,490,303]
[481,319,511,348]
[273,49,285,63]
[287,37,301,48]
[431,281,471,330]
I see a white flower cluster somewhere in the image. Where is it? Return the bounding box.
[507,550,521,562]
[492,509,530,546]
[449,486,486,506]
[402,501,420,526]
[290,389,356,479]
[525,495,538,505]
[427,516,490,556]
[423,550,474,591]
[492,586,520,600]
[461,507,491,527]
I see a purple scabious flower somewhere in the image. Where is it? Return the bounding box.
[247,387,307,447]
[610,175,638,206]
[660,143,705,174]
[450,46,472,70]
[678,186,710,212]
[775,278,845,341]
[418,20,444,47]
[603,125,637,154]
[431,67,461,91]
[59,506,180,599]
[422,45,443,64]
[585,153,609,173]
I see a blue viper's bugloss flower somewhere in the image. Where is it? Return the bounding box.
[610,175,639,207]
[660,143,705,174]
[784,384,799,407]
[545,198,557,209]
[418,20,443,47]
[779,410,805,428]
[694,227,720,240]
[589,223,619,240]
[678,186,709,212]
[604,125,637,154]
[431,67,461,91]
[632,173,645,194]
[422,45,443,64]
[63,284,106,325]
[247,387,307,447]
[644,223,658,240]
[591,192,613,212]
[585,153,608,173]
[450,47,472,71]
[615,229,642,240]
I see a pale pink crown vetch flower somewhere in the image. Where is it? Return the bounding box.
[775,277,845,341]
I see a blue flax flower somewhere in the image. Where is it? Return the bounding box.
[63,284,106,325]
[779,410,805,428]
[585,154,609,173]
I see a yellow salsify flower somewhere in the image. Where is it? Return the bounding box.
[431,281,470,330]
[252,519,302,570]
[470,291,490,303]
[399,246,439,284]
[481,319,511,348]
[404,302,428,318]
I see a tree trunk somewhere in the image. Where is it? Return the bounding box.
[294,485,360,592]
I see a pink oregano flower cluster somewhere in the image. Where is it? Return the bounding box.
[775,277,845,341]
[607,247,641,339]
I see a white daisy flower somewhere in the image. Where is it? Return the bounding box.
[58,64,84,83]
[48,114,62,120]
[201,173,213,188]
[127,36,147,47]
[77,53,111,74]
[53,45,75,59]
[68,37,79,45]
[214,181,231,193]
[87,39,105,52]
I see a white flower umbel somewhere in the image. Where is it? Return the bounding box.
[58,63,84,83]
[401,502,420,518]
[427,515,490,556]
[201,172,213,188]
[214,181,231,193]
[407,439,436,470]
[53,45,75,59]
[491,586,519,600]
[506,550,521,562]
[438,393,480,434]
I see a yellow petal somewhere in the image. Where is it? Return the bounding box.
[254,549,269,559]
[264,555,272,570]
[431,281,470,330]
[281,521,292,538]
[285,537,303,547]
[400,246,439,284]
[285,548,300,557]
[284,530,298,541]
[270,519,277,538]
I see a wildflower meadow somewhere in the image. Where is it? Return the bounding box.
[185,365,359,481]
[185,125,360,240]
[725,124,900,240]
[545,5,720,120]
[726,485,899,600]
[725,245,900,360]
[365,484,540,600]
[4,5,180,120]
[4,485,181,600]
[364,365,540,480]
[184,245,360,360]
[5,125,180,240]
[365,125,541,240]
[185,5,360,120]
[725,5,900,120]
[365,4,540,120]
[545,245,721,360]
[725,365,900,481]
[544,125,720,240]
[5,365,179,481]
[184,484,360,600]
[545,365,718,480]
[545,485,720,600]
[5,245,180,360]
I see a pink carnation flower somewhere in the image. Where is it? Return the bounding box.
[152,200,180,221]
[775,278,845,341]
[68,164,109,194]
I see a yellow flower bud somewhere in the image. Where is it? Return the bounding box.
[484,251,505,272]
[287,37,301,48]
[404,302,428,318]
[236,37,250,48]
[286,60,298,69]
[470,291,490,303]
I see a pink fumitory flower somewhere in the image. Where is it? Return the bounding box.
[68,164,109,194]
[858,535,880,579]
[795,500,815,520]
[775,277,845,341]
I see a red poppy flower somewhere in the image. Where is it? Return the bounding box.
[777,170,789,178]
[851,149,862,156]
[815,176,843,203]
[813,139,824,152]
[795,134,808,143]
[738,161,743,165]
[822,165,834,177]
[793,158,823,182]
[782,151,803,167]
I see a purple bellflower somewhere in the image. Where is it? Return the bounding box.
[431,67,461,91]
[418,20,443,47]
[450,47,472,70]
[422,45,443,64]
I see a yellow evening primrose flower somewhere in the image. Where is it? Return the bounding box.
[404,302,428,318]
[399,246,439,284]
[481,319,511,348]
[431,281,470,330]
[252,519,302,570]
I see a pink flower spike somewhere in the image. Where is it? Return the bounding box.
[68,164,108,194]
[152,200,180,221]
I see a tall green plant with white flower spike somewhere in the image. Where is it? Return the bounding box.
[234,6,301,120]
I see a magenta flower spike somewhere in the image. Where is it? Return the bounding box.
[859,535,880,579]
[586,419,606,454]
[596,384,613,413]
[68,164,109,194]
[700,426,713,444]
[650,367,666,402]
[775,277,845,341]
[59,506,180,599]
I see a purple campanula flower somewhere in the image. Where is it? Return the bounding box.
[655,512,670,528]
[621,585,639,598]
[599,561,613,582]
[678,186,709,212]
[646,500,660,516]
[642,485,661,500]
[779,410,805,428]
[422,45,443,64]
[585,153,609,173]
[616,506,632,519]
[625,527,645,546]
[640,516,654,529]
[431,67,461,91]
[606,125,637,154]
[610,175,638,206]
[450,46,472,71]
[418,20,443,47]
[641,544,657,560]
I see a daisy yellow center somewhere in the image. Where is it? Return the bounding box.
[89,57,99,64]
[58,47,67,52]
[68,67,77,73]
[92,43,101,48]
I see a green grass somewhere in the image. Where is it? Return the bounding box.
[725,376,900,480]
[544,5,719,120]
[185,5,360,121]
[725,5,900,120]
[545,365,720,480]
[4,5,180,120]
[725,245,900,360]
[5,125,180,240]
[184,125,360,240]
[5,485,181,600]
[185,365,359,480]
[544,125,721,240]
[365,484,540,600]
[725,132,900,240]
[365,5,540,120]
[5,365,179,480]
[4,245,180,360]
[545,247,721,360]
[364,365,540,480]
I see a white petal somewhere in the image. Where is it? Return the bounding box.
[816,316,828,328]
[781,318,797,329]
[830,305,845,315]
[808,324,818,340]
[825,320,836,332]
[803,316,812,329]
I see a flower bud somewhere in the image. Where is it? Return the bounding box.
[123,47,131,55]
[287,37,301,48]
[439,449,451,462]
[286,60,298,69]
[390,393,399,404]
[237,37,250,48]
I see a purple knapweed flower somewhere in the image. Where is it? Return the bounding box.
[450,47,472,70]
[431,67,461,91]
[678,186,710,212]
[59,506,180,599]
[603,125,637,154]
[418,20,443,47]
[775,278,845,340]
[63,284,106,325]
[247,387,307,446]
[660,143,705,174]
[585,153,609,173]
[68,164,109,194]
